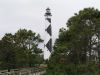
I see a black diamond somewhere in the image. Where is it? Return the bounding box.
[46,18,51,23]
[46,39,52,52]
[46,25,52,36]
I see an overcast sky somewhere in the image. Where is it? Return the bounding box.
[0,0,99,43]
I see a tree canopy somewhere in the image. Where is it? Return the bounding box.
[46,7,100,75]
[0,29,44,70]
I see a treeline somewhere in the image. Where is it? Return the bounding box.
[0,29,44,70]
[45,8,100,75]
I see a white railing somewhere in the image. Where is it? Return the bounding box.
[0,67,46,75]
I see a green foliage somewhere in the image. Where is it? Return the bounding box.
[46,63,100,75]
[46,7,100,75]
[0,29,44,70]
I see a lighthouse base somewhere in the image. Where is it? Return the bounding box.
[44,50,51,60]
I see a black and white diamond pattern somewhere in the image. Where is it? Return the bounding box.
[45,18,52,52]
[46,24,52,36]
[46,38,52,52]
[46,18,51,23]
[44,8,52,59]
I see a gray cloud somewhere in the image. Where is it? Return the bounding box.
[0,0,99,43]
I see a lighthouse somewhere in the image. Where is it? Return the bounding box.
[44,8,52,59]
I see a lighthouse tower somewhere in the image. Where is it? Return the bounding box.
[44,8,52,59]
